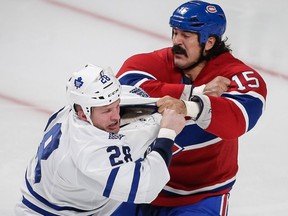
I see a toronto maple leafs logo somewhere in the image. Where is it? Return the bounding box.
[74,77,84,89]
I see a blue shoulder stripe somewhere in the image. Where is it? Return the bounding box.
[118,73,155,85]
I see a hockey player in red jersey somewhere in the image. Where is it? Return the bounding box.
[115,0,267,215]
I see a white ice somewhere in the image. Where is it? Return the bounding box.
[0,0,287,215]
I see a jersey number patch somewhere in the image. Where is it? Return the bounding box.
[107,146,132,166]
[232,71,260,90]
[34,123,62,183]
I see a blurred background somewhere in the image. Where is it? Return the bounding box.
[1,0,287,215]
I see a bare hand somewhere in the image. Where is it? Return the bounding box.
[160,108,185,135]
[203,76,231,96]
[157,96,187,115]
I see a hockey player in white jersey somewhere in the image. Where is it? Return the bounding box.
[15,64,185,215]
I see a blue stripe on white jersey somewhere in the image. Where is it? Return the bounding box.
[43,107,65,132]
[103,159,144,203]
[127,159,142,202]
[25,171,95,213]
[22,197,60,216]
[103,167,120,197]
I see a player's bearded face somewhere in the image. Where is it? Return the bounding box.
[171,29,202,69]
[90,100,121,133]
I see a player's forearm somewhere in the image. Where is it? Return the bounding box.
[141,81,207,101]
[184,95,250,139]
[140,81,185,98]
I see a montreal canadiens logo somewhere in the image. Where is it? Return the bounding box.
[206,5,217,13]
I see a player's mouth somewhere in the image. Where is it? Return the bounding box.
[108,121,119,131]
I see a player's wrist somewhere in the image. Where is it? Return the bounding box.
[182,100,201,120]
[181,85,193,100]
[158,128,177,140]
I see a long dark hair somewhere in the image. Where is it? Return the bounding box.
[204,36,232,61]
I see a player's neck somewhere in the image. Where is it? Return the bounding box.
[183,61,206,81]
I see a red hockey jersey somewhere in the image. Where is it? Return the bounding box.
[117,47,267,206]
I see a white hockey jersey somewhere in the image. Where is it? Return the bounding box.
[15,105,174,216]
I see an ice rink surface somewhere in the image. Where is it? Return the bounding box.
[1,0,287,215]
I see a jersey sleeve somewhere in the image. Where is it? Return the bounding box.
[193,68,267,139]
[117,50,186,98]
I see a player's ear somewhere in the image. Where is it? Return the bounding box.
[77,110,87,121]
[204,37,216,51]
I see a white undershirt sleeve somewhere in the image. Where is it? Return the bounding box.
[182,100,200,120]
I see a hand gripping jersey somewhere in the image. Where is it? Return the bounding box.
[15,105,174,215]
[117,47,267,206]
